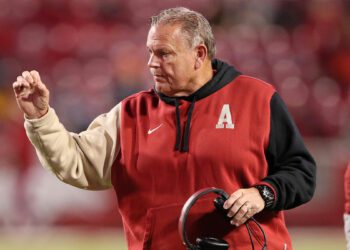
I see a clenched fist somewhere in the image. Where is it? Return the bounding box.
[13,70,50,119]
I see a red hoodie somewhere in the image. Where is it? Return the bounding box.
[111,59,316,250]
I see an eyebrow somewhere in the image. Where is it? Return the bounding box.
[147,45,174,52]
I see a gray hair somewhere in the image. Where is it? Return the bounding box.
[150,7,216,59]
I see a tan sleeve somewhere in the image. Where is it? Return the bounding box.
[24,103,121,190]
[345,214,350,250]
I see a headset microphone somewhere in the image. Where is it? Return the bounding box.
[178,187,267,250]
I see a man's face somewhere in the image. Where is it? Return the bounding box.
[147,24,197,97]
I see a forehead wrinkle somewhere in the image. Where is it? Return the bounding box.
[147,24,188,50]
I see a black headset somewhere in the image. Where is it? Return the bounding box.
[178,187,267,250]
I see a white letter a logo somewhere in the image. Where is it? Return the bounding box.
[216,104,234,129]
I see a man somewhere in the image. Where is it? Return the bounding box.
[13,7,316,250]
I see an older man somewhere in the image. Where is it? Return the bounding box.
[13,7,316,250]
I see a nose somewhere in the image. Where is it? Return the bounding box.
[147,54,160,68]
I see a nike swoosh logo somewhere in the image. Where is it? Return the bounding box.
[147,124,163,135]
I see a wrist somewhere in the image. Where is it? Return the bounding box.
[254,185,275,209]
[25,107,49,120]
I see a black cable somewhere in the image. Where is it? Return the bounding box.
[250,217,267,250]
[245,222,255,250]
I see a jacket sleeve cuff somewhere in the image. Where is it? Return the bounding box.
[24,107,56,130]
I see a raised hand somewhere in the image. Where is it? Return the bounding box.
[13,70,50,119]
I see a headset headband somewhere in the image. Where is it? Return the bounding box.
[178,187,229,249]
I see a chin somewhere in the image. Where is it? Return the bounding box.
[155,82,169,93]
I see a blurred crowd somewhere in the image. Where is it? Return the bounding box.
[0,0,349,228]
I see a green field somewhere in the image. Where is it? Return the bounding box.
[0,227,345,250]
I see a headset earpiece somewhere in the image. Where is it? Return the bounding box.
[196,237,229,250]
[213,195,226,212]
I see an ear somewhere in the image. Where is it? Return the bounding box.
[194,44,208,70]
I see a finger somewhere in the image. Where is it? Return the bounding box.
[22,71,34,84]
[241,206,255,225]
[30,70,41,83]
[226,191,248,218]
[13,80,22,89]
[235,213,250,226]
[13,81,29,98]
[30,70,48,95]
[14,76,32,97]
[13,81,22,95]
[15,77,30,90]
[224,191,243,210]
[230,202,251,226]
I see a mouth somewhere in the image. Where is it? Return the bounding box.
[153,75,167,83]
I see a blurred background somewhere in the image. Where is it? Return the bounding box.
[0,0,349,249]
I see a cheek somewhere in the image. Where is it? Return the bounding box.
[159,63,175,79]
[161,65,172,74]
[161,57,194,82]
[175,62,193,78]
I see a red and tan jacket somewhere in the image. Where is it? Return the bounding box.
[25,59,316,250]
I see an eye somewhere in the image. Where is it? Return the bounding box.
[159,51,169,57]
